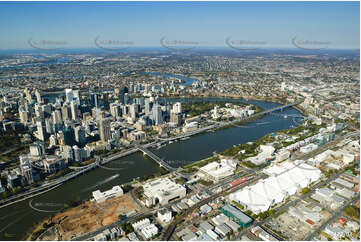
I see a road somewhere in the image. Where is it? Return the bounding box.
[161,175,263,241]
[74,128,358,241]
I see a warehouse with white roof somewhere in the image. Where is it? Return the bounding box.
[229,161,322,214]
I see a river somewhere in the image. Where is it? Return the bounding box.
[0,98,303,240]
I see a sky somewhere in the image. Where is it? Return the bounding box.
[0,1,359,50]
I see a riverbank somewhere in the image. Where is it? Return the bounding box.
[0,97,303,241]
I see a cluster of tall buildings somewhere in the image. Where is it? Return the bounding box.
[0,86,189,190]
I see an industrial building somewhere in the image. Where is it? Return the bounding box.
[229,161,322,214]
[143,178,186,206]
[221,204,253,228]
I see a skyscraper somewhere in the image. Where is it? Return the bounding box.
[74,125,86,147]
[62,104,71,121]
[70,100,79,120]
[152,103,163,125]
[36,118,46,141]
[90,93,99,108]
[73,90,80,105]
[63,125,76,146]
[65,89,73,103]
[99,118,111,142]
[35,89,42,103]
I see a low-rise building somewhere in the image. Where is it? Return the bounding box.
[143,178,186,206]
[197,159,236,181]
[92,185,123,203]
[141,224,158,240]
[157,208,172,223]
[221,204,253,228]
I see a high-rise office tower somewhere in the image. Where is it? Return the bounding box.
[152,103,163,125]
[73,90,80,105]
[65,89,73,103]
[90,93,99,108]
[35,89,42,103]
[74,126,86,147]
[45,118,54,134]
[63,125,76,146]
[103,93,109,110]
[61,104,71,121]
[99,118,111,142]
[144,98,152,115]
[36,118,46,141]
[70,101,79,120]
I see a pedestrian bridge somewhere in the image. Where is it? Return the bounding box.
[136,145,174,172]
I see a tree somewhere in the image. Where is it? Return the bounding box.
[301,187,310,195]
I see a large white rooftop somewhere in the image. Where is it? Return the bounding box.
[230,161,322,214]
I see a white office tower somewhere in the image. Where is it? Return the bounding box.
[172,102,182,114]
[124,93,129,104]
[74,126,86,147]
[152,103,163,125]
[36,118,46,141]
[99,118,111,142]
[35,89,42,103]
[70,101,78,120]
[34,103,43,118]
[73,90,80,104]
[65,89,73,103]
[52,109,63,131]
[73,145,82,162]
[45,118,54,134]
[144,98,151,115]
[110,103,121,118]
[130,103,138,119]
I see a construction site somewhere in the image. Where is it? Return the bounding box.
[38,193,139,241]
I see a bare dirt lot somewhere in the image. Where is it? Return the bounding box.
[51,194,139,240]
